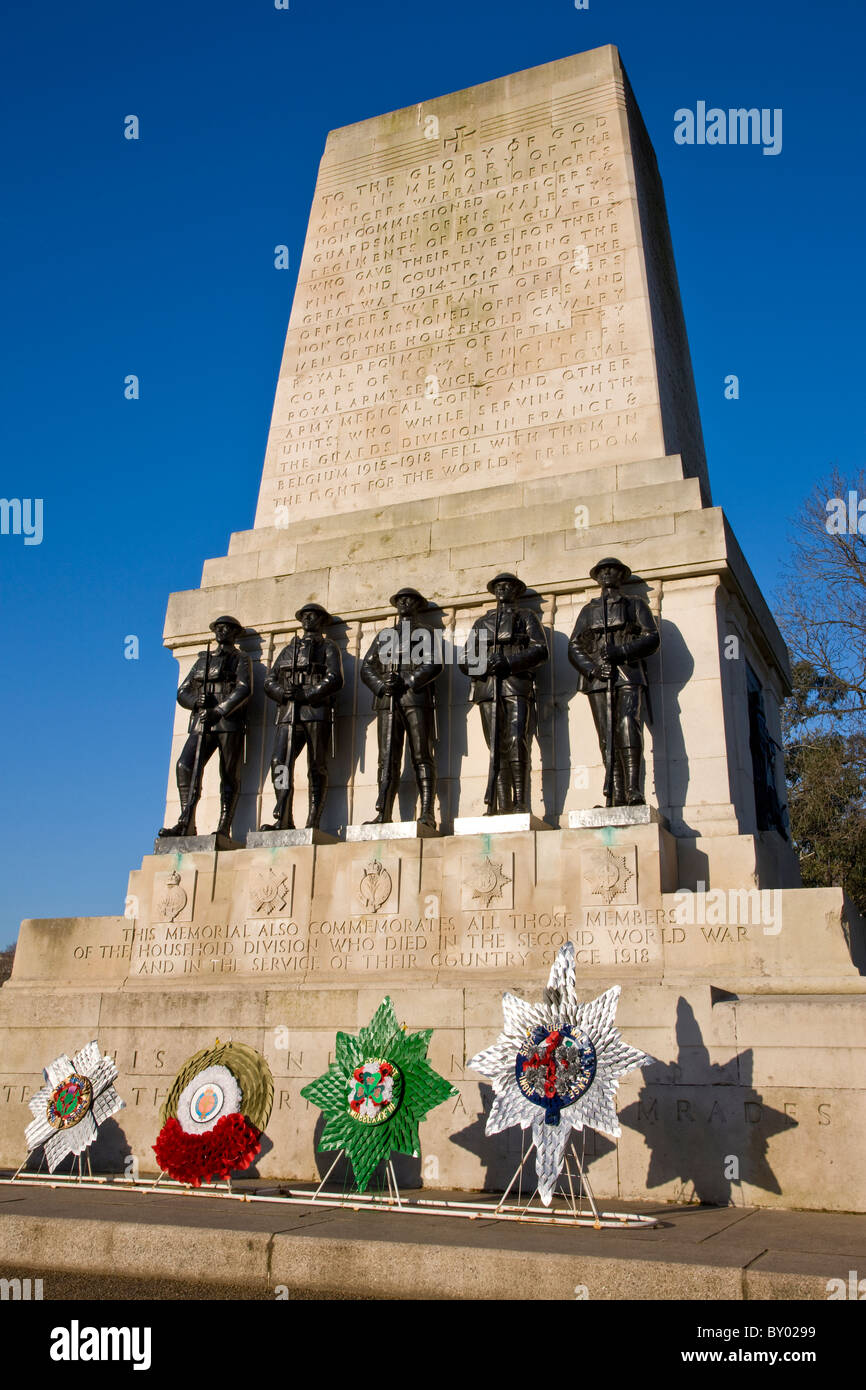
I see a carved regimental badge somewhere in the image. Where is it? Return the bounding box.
[468,856,512,909]
[156,869,187,922]
[250,867,292,917]
[461,852,515,910]
[359,860,392,912]
[581,846,637,906]
[153,867,196,923]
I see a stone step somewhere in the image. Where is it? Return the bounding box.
[0,1184,860,1300]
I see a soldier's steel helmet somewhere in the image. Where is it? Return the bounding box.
[209,615,245,634]
[389,587,430,609]
[295,602,332,623]
[589,557,632,583]
[487,571,527,597]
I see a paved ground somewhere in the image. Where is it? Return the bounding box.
[1,1179,864,1300]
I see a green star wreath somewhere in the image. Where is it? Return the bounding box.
[301,997,457,1192]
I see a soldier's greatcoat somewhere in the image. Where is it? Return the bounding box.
[177,648,252,733]
[568,593,659,693]
[264,635,343,725]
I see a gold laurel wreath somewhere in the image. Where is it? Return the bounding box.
[160,1040,275,1131]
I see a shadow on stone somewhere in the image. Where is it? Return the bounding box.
[311,1110,421,1192]
[449,1082,617,1194]
[620,997,797,1204]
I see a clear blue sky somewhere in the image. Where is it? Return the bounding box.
[2,0,864,944]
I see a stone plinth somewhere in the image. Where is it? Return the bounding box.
[3,827,865,1212]
[153,833,242,855]
[568,806,668,829]
[345,821,439,841]
[453,814,551,835]
[246,828,338,848]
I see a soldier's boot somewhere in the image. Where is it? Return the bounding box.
[510,759,530,815]
[277,788,296,831]
[417,766,437,830]
[261,759,295,830]
[623,749,644,805]
[499,768,515,814]
[217,787,240,839]
[159,766,198,838]
[612,754,626,806]
[260,790,294,832]
[486,766,511,815]
[306,772,327,830]
[260,802,293,832]
[365,776,398,824]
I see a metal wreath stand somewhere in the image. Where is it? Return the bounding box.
[3,1128,657,1230]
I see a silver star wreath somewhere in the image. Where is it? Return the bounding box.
[467,943,652,1205]
[25,1041,125,1173]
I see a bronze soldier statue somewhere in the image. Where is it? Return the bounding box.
[460,572,549,815]
[746,666,789,838]
[361,587,442,827]
[158,615,253,840]
[568,558,660,807]
[261,603,344,831]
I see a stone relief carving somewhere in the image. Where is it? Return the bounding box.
[581,846,637,906]
[250,869,291,917]
[359,861,393,912]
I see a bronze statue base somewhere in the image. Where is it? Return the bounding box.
[153,833,243,855]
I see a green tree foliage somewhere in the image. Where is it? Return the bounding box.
[0,944,15,987]
[776,470,866,913]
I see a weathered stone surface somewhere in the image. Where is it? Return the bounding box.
[3,831,865,1210]
[246,828,338,848]
[345,821,439,841]
[568,806,667,829]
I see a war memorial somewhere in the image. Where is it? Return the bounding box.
[2,44,865,1301]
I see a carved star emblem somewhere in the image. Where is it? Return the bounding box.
[585,848,634,905]
[252,868,289,916]
[467,944,652,1205]
[469,856,512,909]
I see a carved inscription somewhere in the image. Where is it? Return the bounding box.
[255,75,664,524]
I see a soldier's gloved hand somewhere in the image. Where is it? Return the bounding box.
[195,693,218,711]
[595,662,613,681]
[289,683,305,701]
[604,643,626,663]
[383,672,405,695]
[489,651,510,676]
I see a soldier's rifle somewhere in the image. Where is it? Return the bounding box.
[484,599,503,813]
[601,591,615,807]
[277,630,301,822]
[376,629,397,818]
[180,640,211,835]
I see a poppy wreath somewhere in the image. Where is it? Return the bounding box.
[153,1040,274,1186]
[153,1112,261,1187]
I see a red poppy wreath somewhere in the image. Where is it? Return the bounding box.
[153,1040,274,1186]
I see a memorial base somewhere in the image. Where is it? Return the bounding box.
[3,825,865,1213]
[453,813,551,835]
[153,833,242,855]
[345,820,439,841]
[245,828,338,848]
[568,806,668,830]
